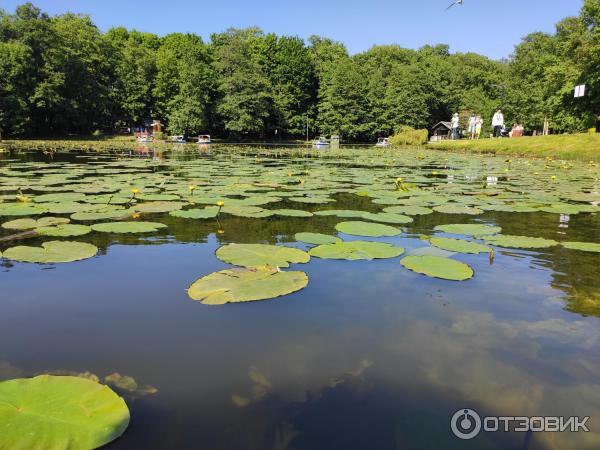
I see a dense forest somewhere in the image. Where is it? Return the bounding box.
[0,1,598,140]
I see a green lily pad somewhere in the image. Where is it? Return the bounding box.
[3,241,98,263]
[2,217,70,230]
[383,205,433,215]
[188,266,308,305]
[0,375,129,449]
[91,221,168,234]
[360,212,413,224]
[430,237,491,254]
[561,241,600,253]
[335,221,401,237]
[36,224,92,237]
[216,243,310,268]
[221,205,273,218]
[70,208,128,221]
[133,201,185,213]
[400,255,474,281]
[309,241,405,260]
[169,207,219,219]
[33,193,87,203]
[272,209,314,217]
[483,234,558,249]
[434,224,502,236]
[0,204,48,216]
[294,232,342,245]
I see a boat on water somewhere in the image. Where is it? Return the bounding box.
[197,134,211,144]
[312,137,329,148]
[375,137,391,147]
[169,135,186,144]
[136,135,154,143]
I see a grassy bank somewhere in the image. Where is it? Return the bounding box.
[431,134,600,161]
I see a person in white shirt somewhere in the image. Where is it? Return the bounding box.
[492,110,504,138]
[451,113,460,140]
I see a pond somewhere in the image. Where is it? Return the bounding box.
[1,145,599,450]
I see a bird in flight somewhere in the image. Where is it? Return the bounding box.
[446,0,464,10]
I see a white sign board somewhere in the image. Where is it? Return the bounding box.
[574,84,586,98]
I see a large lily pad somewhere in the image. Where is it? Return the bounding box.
[216,243,310,268]
[430,237,491,254]
[2,217,70,230]
[36,224,92,237]
[3,241,98,263]
[169,207,219,219]
[400,255,474,281]
[335,221,401,237]
[294,232,341,245]
[188,266,308,304]
[309,241,405,260]
[360,212,413,224]
[91,221,167,234]
[483,234,558,249]
[133,201,185,213]
[434,223,502,236]
[0,375,129,449]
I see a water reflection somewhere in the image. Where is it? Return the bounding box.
[0,149,599,449]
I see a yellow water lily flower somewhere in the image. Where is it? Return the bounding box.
[188,184,197,191]
[131,188,140,195]
[216,200,225,207]
[217,229,225,235]
[132,213,141,219]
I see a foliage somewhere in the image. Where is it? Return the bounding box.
[389,126,429,146]
[0,1,598,138]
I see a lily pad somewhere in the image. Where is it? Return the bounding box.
[2,217,70,230]
[169,207,219,219]
[430,237,491,254]
[360,212,413,224]
[272,209,314,217]
[561,241,600,253]
[133,201,185,213]
[216,243,310,268]
[400,255,474,281]
[383,205,433,215]
[3,241,98,263]
[335,221,401,237]
[91,221,168,234]
[309,241,405,260]
[188,266,308,304]
[434,224,502,236]
[294,232,341,245]
[483,234,558,249]
[0,204,48,216]
[36,224,92,237]
[0,375,129,449]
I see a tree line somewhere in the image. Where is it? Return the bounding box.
[0,1,598,140]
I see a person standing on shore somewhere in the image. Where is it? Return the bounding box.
[468,114,477,139]
[475,116,483,139]
[492,110,504,138]
[451,113,460,140]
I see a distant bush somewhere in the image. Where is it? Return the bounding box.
[389,126,428,146]
[153,131,165,141]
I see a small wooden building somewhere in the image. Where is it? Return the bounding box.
[429,121,452,142]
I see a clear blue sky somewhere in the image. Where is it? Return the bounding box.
[3,0,583,59]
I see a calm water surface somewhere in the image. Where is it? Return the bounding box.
[1,147,599,450]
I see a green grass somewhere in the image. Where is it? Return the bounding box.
[431,133,600,161]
